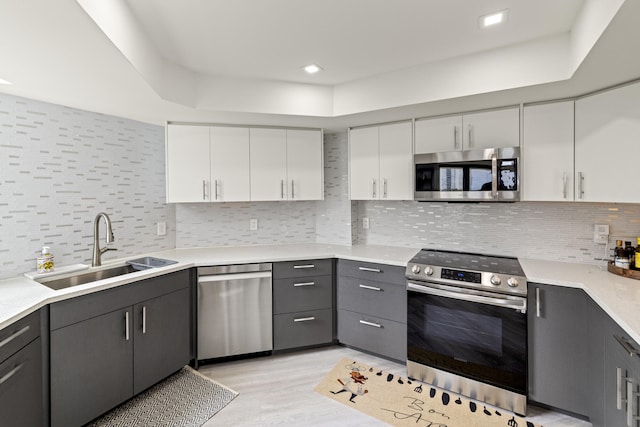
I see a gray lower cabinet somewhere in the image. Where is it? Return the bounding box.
[272,259,334,351]
[527,283,589,417]
[337,259,406,361]
[50,270,191,427]
[0,310,44,427]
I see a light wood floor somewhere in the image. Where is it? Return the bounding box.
[199,346,592,427]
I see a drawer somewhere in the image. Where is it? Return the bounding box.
[337,276,406,323]
[273,259,333,279]
[337,259,405,285]
[0,310,40,363]
[338,309,406,362]
[273,309,333,351]
[273,275,332,314]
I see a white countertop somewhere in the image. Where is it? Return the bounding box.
[1,243,639,345]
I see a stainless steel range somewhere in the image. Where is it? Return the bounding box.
[405,249,528,415]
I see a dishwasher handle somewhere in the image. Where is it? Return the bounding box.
[198,271,272,283]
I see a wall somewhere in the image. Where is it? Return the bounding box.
[0,93,175,279]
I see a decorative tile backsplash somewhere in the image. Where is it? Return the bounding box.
[0,93,175,279]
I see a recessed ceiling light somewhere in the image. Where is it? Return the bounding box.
[0,78,13,85]
[480,9,508,28]
[303,64,323,74]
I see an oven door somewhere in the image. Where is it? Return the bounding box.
[407,281,527,394]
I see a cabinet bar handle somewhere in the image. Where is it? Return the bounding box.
[627,379,634,427]
[617,367,627,410]
[291,180,295,199]
[142,306,147,334]
[578,172,585,199]
[0,325,30,349]
[281,179,285,199]
[214,179,219,200]
[0,363,23,385]
[358,266,381,273]
[202,180,207,201]
[562,172,568,199]
[293,282,315,287]
[453,126,458,149]
[294,317,315,322]
[125,311,130,341]
[359,284,382,292]
[468,125,473,148]
[293,264,315,269]
[359,319,382,328]
[615,335,640,357]
[372,178,377,198]
[383,178,388,199]
[535,287,541,318]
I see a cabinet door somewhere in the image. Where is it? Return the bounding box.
[166,124,211,202]
[523,101,574,201]
[379,121,413,200]
[210,126,250,202]
[250,128,287,201]
[463,107,520,150]
[349,126,379,200]
[575,82,640,203]
[286,129,323,200]
[414,115,462,153]
[0,338,42,427]
[527,284,589,417]
[50,307,133,427]
[133,288,190,395]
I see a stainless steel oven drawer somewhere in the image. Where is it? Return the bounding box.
[337,259,405,285]
[273,275,332,314]
[273,309,333,350]
[338,309,406,361]
[337,276,406,323]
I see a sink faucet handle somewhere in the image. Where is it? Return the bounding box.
[100,247,118,255]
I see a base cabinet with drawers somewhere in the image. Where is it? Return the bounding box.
[49,270,191,427]
[0,309,45,427]
[336,259,407,361]
[272,259,334,351]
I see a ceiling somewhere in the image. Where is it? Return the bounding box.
[0,0,639,131]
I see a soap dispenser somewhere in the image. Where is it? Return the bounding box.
[37,246,55,273]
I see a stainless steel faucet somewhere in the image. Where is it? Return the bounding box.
[92,212,117,267]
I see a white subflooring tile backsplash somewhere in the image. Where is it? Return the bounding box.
[0,93,175,279]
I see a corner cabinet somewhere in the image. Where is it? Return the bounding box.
[522,101,575,201]
[337,260,407,362]
[575,81,640,203]
[250,128,324,201]
[272,259,334,350]
[349,121,413,200]
[415,107,519,154]
[49,270,191,427]
[166,124,250,203]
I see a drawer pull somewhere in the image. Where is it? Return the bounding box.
[359,319,382,328]
[293,264,315,269]
[125,312,130,341]
[615,335,640,357]
[294,282,315,287]
[294,317,315,323]
[0,363,23,385]
[358,267,381,273]
[359,284,382,292]
[0,325,30,349]
[142,306,147,334]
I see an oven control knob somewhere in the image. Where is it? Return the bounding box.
[411,264,421,274]
[507,277,519,288]
[490,275,501,286]
[424,266,434,276]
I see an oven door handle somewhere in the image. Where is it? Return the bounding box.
[408,282,527,313]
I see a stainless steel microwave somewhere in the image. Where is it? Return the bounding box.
[414,147,520,202]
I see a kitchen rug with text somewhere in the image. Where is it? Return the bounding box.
[315,358,542,427]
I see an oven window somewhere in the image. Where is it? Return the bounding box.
[425,304,502,355]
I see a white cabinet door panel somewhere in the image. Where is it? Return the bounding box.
[250,128,287,201]
[379,122,413,200]
[210,126,250,202]
[286,129,323,200]
[414,115,462,154]
[349,127,379,200]
[166,125,210,202]
[523,102,574,201]
[463,107,520,150]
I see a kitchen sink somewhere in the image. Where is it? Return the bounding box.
[126,256,178,270]
[37,264,138,291]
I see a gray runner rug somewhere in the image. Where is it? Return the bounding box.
[87,366,238,427]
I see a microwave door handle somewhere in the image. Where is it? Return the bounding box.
[491,153,498,198]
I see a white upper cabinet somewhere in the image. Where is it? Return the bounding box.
[166,125,211,203]
[523,101,574,201]
[286,129,324,201]
[349,121,413,200]
[210,126,250,202]
[575,82,640,203]
[414,107,520,154]
[250,128,324,201]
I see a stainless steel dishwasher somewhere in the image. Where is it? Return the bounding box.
[197,263,273,361]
